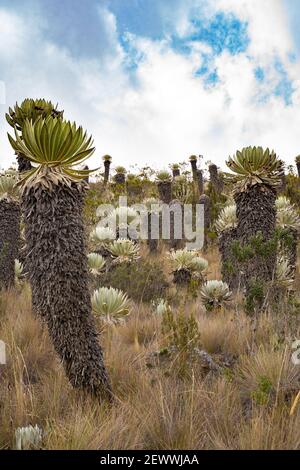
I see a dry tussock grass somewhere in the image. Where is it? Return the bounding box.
[0,248,300,450]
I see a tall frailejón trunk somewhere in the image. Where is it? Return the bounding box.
[209,164,223,193]
[172,168,180,178]
[22,183,112,400]
[147,212,159,252]
[199,194,211,251]
[196,169,204,195]
[297,162,300,178]
[169,199,183,249]
[104,160,111,185]
[235,185,276,309]
[157,181,172,204]
[190,159,197,182]
[114,173,126,185]
[0,200,20,290]
[235,185,276,242]
[278,174,286,193]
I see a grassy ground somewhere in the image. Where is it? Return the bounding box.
[0,247,300,450]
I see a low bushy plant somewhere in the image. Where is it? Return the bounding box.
[100,259,169,303]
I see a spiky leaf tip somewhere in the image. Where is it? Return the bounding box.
[115,166,127,174]
[6,98,63,131]
[7,116,96,190]
[224,146,282,193]
[156,170,172,182]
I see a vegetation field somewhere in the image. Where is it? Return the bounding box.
[0,100,300,451]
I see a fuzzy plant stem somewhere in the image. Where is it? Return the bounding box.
[114,173,126,185]
[199,194,211,251]
[21,182,112,401]
[196,169,204,195]
[235,184,277,310]
[157,181,172,204]
[172,168,180,178]
[104,160,111,184]
[0,200,20,289]
[190,160,198,182]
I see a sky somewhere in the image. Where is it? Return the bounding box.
[0,0,300,171]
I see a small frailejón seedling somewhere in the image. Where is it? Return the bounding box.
[87,253,106,276]
[215,204,237,233]
[154,298,171,316]
[275,255,294,291]
[92,287,131,325]
[15,425,43,450]
[7,114,112,401]
[89,226,115,258]
[90,226,115,245]
[169,249,208,285]
[276,204,300,231]
[108,239,140,265]
[276,196,300,230]
[200,280,232,312]
[106,206,138,239]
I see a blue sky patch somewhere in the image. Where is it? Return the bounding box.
[273,59,294,105]
[254,60,294,105]
[121,33,146,72]
[170,12,249,87]
[194,52,219,87]
[189,12,250,56]
[171,12,249,57]
[254,67,265,82]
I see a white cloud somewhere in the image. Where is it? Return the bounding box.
[0,1,300,173]
[214,0,293,59]
[0,10,26,59]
